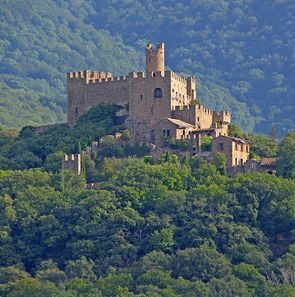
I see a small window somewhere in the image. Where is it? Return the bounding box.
[167,129,170,137]
[241,145,244,152]
[182,130,185,135]
[219,143,224,151]
[140,94,143,100]
[235,143,238,150]
[154,88,163,98]
[153,72,156,77]
[162,129,166,136]
[235,158,238,166]
[240,159,243,165]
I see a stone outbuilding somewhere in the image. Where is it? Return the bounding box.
[212,135,250,168]
[152,117,194,146]
[244,158,277,174]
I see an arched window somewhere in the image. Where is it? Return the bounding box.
[154,88,163,98]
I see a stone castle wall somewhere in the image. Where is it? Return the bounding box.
[172,104,213,129]
[127,71,172,140]
[67,71,130,125]
[67,68,196,140]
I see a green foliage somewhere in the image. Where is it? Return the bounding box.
[65,257,96,281]
[271,284,295,297]
[213,152,227,175]
[277,130,295,178]
[1,152,295,295]
[201,136,212,151]
[246,134,278,158]
[173,245,231,282]
[35,260,66,285]
[228,124,244,138]
[6,278,71,297]
[166,138,188,151]
[208,275,252,297]
[0,103,122,170]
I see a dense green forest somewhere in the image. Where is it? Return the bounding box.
[0,104,295,295]
[1,0,295,135]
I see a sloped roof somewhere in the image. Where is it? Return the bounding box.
[216,135,249,144]
[260,158,277,166]
[155,117,194,128]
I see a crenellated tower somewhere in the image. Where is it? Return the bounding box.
[146,43,165,74]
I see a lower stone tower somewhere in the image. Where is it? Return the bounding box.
[62,154,82,175]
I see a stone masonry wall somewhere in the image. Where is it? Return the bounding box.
[172,104,213,129]
[67,71,130,125]
[212,136,250,167]
[127,71,173,140]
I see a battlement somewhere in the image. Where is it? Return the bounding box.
[213,110,231,116]
[146,43,164,52]
[171,71,189,84]
[63,154,80,162]
[67,70,112,81]
[212,110,231,123]
[68,70,172,86]
[173,104,214,114]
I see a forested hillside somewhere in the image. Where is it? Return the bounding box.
[0,0,140,128]
[0,103,295,295]
[2,159,295,296]
[1,0,295,135]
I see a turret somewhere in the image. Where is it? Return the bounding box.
[146,43,165,74]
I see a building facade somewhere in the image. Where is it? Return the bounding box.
[212,135,250,168]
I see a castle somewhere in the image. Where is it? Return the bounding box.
[67,43,252,169]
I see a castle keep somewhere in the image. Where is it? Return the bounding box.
[67,43,251,168]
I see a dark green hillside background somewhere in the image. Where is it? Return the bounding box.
[1,0,295,136]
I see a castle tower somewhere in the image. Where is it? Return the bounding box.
[146,43,165,73]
